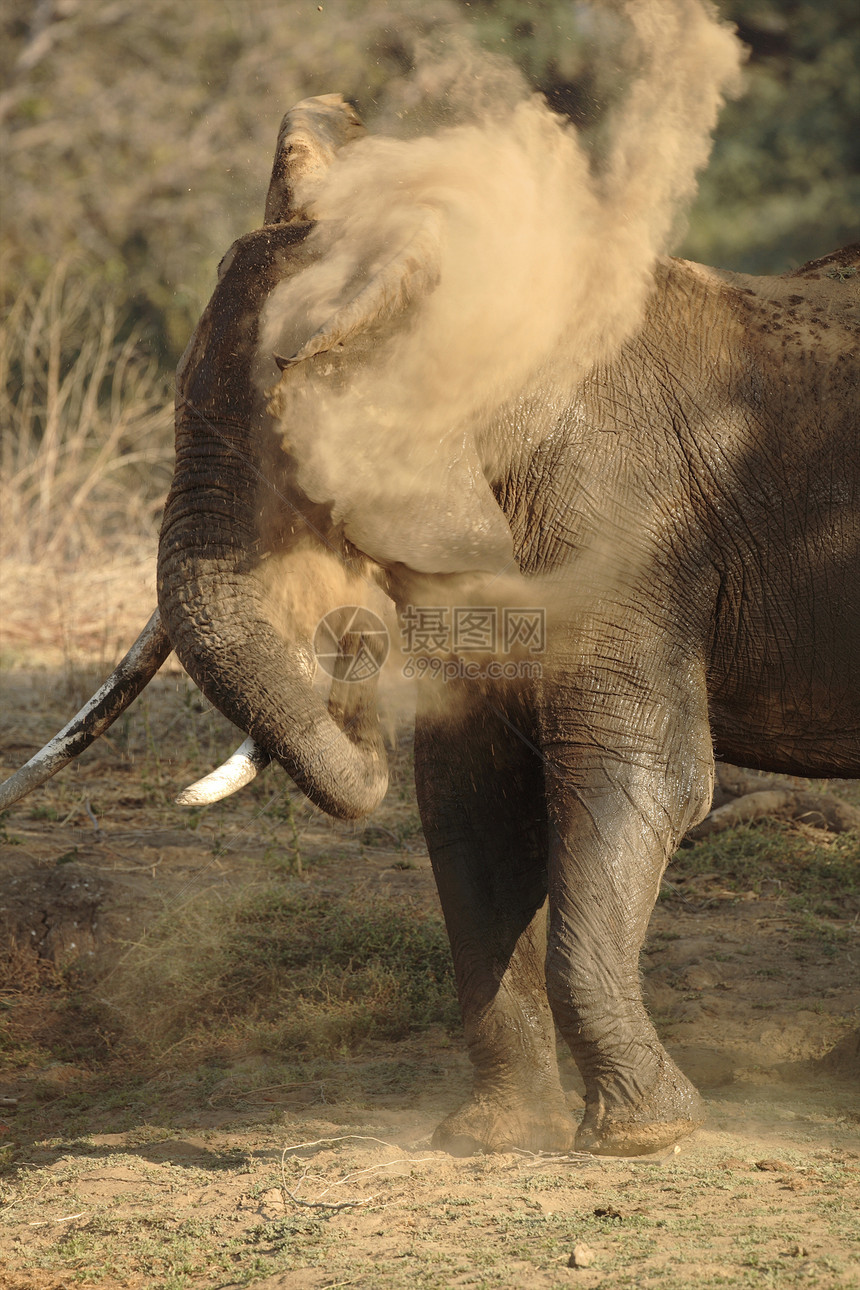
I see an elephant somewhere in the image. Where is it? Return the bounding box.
[2,92,858,1160]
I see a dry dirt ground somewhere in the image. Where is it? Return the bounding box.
[0,614,858,1289]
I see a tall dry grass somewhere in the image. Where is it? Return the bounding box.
[0,263,174,659]
[1,261,173,563]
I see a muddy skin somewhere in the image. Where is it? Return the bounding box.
[6,93,858,1159]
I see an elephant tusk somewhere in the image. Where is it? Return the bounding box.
[0,609,171,812]
[175,736,272,806]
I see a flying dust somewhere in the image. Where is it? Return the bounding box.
[258,0,741,586]
[251,0,745,716]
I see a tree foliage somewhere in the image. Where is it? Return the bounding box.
[1,0,856,370]
[1,0,467,362]
[458,0,859,271]
[682,0,860,271]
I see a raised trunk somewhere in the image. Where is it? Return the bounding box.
[157,226,388,821]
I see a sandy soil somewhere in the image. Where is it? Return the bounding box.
[0,647,858,1288]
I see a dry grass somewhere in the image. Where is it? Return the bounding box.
[0,937,64,998]
[0,263,173,662]
[101,882,459,1063]
[0,261,173,566]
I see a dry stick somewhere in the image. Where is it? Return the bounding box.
[281,1132,414,1157]
[310,1156,437,1203]
[279,1169,376,1213]
[510,1146,598,1164]
[279,1136,437,1213]
[28,1213,87,1227]
[689,783,860,839]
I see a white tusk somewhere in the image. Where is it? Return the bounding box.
[0,609,171,812]
[175,737,271,806]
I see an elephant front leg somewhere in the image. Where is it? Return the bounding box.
[433,904,579,1156]
[415,690,578,1155]
[544,734,713,1156]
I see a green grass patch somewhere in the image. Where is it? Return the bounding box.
[669,822,860,917]
[105,885,460,1061]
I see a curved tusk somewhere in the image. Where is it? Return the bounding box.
[175,736,271,806]
[0,608,171,812]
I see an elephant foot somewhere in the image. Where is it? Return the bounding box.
[574,1053,704,1157]
[433,1092,579,1157]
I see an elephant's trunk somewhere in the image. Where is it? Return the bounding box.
[158,414,387,821]
[157,223,388,822]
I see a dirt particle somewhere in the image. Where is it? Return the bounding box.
[594,1205,624,1220]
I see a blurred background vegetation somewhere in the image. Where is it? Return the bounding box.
[1,0,857,564]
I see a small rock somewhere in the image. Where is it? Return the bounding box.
[568,1242,595,1268]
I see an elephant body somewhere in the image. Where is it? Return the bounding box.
[404,249,859,1154]
[149,120,860,1154]
[4,92,857,1157]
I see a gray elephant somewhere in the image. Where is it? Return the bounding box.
[2,94,858,1159]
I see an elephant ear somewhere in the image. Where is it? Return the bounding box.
[271,208,443,371]
[342,439,515,576]
[259,96,512,576]
[262,92,442,380]
[264,93,366,225]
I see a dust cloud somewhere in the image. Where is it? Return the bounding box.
[258,0,743,577]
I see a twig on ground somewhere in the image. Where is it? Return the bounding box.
[512,1146,598,1165]
[28,1212,87,1226]
[311,1155,437,1202]
[281,1133,410,1156]
[279,1161,377,1213]
[278,1135,436,1213]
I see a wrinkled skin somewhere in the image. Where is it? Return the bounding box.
[409,250,860,1154]
[7,96,857,1158]
[158,196,859,1154]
